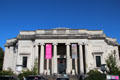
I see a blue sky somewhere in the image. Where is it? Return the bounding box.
[0,0,120,50]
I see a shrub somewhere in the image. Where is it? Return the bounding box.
[0,70,14,75]
[32,58,38,75]
[18,69,36,80]
[84,69,106,80]
[18,59,38,80]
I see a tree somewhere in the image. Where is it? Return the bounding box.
[0,47,4,71]
[85,69,106,80]
[105,53,120,75]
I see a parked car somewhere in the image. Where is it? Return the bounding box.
[24,75,47,80]
[0,75,18,80]
[56,74,69,80]
[56,78,69,80]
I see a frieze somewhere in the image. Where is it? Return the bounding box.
[4,28,119,46]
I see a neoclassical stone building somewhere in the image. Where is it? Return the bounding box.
[3,28,120,75]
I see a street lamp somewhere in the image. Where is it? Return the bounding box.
[101,64,106,74]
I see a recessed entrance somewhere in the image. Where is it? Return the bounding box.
[58,58,66,74]
[57,43,66,57]
[57,43,66,74]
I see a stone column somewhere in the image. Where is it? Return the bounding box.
[84,44,88,73]
[78,43,84,74]
[3,47,9,70]
[15,46,18,73]
[35,44,39,60]
[32,44,35,69]
[75,58,78,74]
[47,59,50,75]
[16,45,23,74]
[51,46,53,74]
[13,46,17,72]
[40,43,45,74]
[34,44,39,74]
[66,43,71,74]
[53,43,58,74]
[10,46,14,70]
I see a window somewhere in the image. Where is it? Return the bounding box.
[92,52,103,68]
[22,57,27,68]
[96,56,101,67]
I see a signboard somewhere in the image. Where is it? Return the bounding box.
[45,44,52,59]
[16,66,22,72]
[107,75,119,80]
[71,44,78,59]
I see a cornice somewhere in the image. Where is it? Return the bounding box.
[5,28,119,46]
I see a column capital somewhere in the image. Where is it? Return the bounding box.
[65,43,70,45]
[33,43,39,46]
[33,44,38,47]
[33,45,36,47]
[83,42,88,45]
[53,43,58,45]
[78,43,83,45]
[9,46,14,49]
[33,43,36,47]
[78,42,88,45]
[39,43,45,46]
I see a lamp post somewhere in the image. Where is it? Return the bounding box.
[101,64,106,74]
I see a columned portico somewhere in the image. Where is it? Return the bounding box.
[32,41,89,76]
[37,42,86,75]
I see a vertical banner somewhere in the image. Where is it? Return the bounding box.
[72,44,78,59]
[45,44,52,59]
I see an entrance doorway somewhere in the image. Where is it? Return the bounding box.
[58,58,66,74]
[57,43,66,57]
[57,43,66,74]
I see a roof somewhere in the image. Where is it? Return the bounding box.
[4,28,119,46]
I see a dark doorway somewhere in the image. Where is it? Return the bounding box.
[82,45,86,74]
[57,43,66,57]
[38,45,41,74]
[58,58,66,74]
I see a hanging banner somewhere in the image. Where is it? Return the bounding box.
[107,75,119,80]
[72,44,78,59]
[45,44,52,59]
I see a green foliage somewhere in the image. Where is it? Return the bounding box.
[0,47,4,71]
[18,69,36,80]
[85,69,106,80]
[18,59,38,80]
[32,58,38,75]
[0,69,14,75]
[106,53,120,75]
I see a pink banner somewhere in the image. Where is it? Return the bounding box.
[45,44,52,59]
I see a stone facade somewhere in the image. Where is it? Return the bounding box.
[3,28,120,75]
